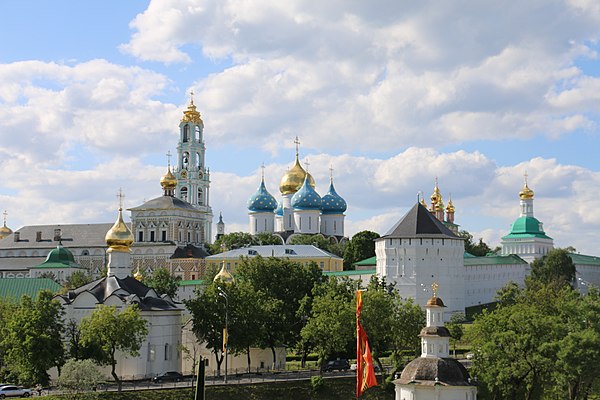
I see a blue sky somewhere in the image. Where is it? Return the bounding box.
[1,0,599,254]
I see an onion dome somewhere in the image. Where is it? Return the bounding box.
[0,223,12,240]
[181,95,203,124]
[275,201,283,216]
[247,178,278,212]
[430,181,441,204]
[105,208,134,252]
[214,261,235,284]
[279,154,316,195]
[519,182,534,200]
[291,174,322,210]
[399,357,471,386]
[160,165,178,190]
[435,197,445,212]
[426,295,446,307]
[446,198,455,213]
[321,180,347,214]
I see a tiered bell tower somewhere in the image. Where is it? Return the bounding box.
[174,92,213,243]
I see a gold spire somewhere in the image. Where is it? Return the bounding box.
[214,260,235,284]
[426,282,446,307]
[181,90,203,124]
[105,191,134,252]
[446,194,455,213]
[133,266,143,281]
[519,172,534,200]
[430,177,441,204]
[279,138,316,195]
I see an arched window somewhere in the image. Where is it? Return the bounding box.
[198,189,204,205]
[180,187,188,201]
[182,152,189,169]
[195,126,200,141]
[183,125,189,142]
[196,152,202,169]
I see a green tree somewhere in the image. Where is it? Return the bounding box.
[446,313,466,357]
[210,232,258,254]
[143,267,182,298]
[388,296,425,369]
[184,284,226,376]
[235,256,325,369]
[530,248,576,288]
[57,358,103,398]
[287,234,338,255]
[301,278,355,371]
[2,291,65,386]
[343,231,380,269]
[61,271,93,293]
[458,230,496,256]
[79,304,148,391]
[255,232,284,245]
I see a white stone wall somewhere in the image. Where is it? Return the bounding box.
[376,237,465,315]
[396,385,477,400]
[320,214,344,237]
[464,262,529,307]
[248,212,275,234]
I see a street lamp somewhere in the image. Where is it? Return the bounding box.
[217,287,229,384]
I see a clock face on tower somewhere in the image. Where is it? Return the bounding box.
[181,170,188,179]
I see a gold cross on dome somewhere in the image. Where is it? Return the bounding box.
[261,163,265,180]
[304,159,310,173]
[166,151,172,167]
[190,90,195,104]
[117,188,125,210]
[329,165,334,181]
[294,136,300,155]
[432,282,439,297]
[2,210,7,225]
[524,171,529,185]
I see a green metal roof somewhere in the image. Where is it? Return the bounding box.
[31,245,81,269]
[463,254,528,266]
[0,278,61,301]
[502,216,552,240]
[179,279,204,286]
[568,253,600,266]
[324,269,376,277]
[353,256,376,266]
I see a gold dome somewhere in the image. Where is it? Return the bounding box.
[426,296,446,307]
[0,224,13,240]
[430,181,441,204]
[519,183,534,200]
[446,199,455,213]
[160,166,178,190]
[214,261,235,284]
[133,267,143,281]
[105,208,134,252]
[279,155,316,195]
[181,96,203,125]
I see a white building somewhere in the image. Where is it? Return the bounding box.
[56,208,183,380]
[247,140,348,243]
[394,292,477,399]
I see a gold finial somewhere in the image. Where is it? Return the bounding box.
[190,90,195,105]
[519,171,534,200]
[166,151,172,167]
[261,163,265,180]
[432,282,439,297]
[329,165,334,182]
[105,199,134,252]
[2,210,7,226]
[133,266,143,281]
[181,91,202,124]
[446,193,455,213]
[304,159,310,173]
[214,260,235,284]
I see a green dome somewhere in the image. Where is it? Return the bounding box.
[46,245,76,264]
[503,216,552,239]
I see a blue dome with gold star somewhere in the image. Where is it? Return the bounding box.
[321,181,347,214]
[248,179,277,212]
[291,175,322,210]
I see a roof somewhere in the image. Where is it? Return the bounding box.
[0,257,46,271]
[381,203,459,240]
[353,256,376,266]
[128,195,199,212]
[247,180,278,212]
[464,254,528,266]
[206,245,342,260]
[569,253,600,266]
[321,182,347,214]
[179,279,204,286]
[397,357,472,386]
[60,275,180,311]
[0,223,113,250]
[502,216,552,240]
[170,244,210,259]
[324,269,376,277]
[0,278,62,301]
[32,245,82,269]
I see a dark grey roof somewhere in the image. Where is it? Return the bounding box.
[129,196,198,212]
[419,326,451,337]
[0,223,113,249]
[398,357,472,386]
[170,244,210,259]
[60,275,179,311]
[381,203,459,239]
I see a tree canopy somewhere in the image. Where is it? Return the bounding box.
[343,230,380,269]
[210,232,283,254]
[530,248,576,288]
[79,305,148,391]
[458,230,498,256]
[143,267,181,298]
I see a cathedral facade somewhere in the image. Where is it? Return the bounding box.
[247,140,347,243]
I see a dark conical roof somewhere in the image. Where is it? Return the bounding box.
[382,203,459,239]
[397,357,472,386]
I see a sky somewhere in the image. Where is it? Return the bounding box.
[1,0,600,254]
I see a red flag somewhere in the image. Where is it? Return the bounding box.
[356,290,377,398]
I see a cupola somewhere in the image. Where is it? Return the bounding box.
[105,208,134,252]
[247,178,278,212]
[321,179,347,214]
[291,174,322,210]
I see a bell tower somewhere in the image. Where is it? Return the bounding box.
[174,92,213,243]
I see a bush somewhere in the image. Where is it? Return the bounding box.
[310,375,325,392]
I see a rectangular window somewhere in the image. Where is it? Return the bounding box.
[150,231,155,242]
[148,345,155,362]
[161,231,167,241]
[138,231,144,242]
